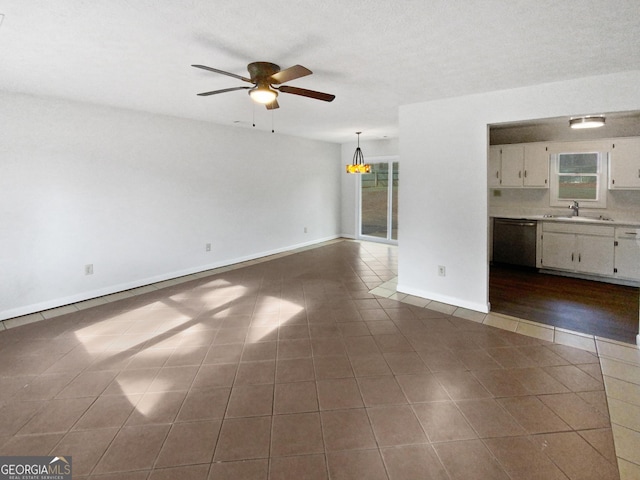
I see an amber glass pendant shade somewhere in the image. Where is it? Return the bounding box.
[346,163,371,174]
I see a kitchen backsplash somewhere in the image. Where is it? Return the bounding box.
[489,188,640,223]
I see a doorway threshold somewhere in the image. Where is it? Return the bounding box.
[370,277,605,352]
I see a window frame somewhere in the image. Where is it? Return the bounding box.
[549,150,608,208]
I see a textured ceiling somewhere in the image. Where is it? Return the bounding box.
[1,0,639,143]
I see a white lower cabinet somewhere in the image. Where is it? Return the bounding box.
[615,227,640,281]
[541,232,575,271]
[541,222,615,277]
[575,235,615,276]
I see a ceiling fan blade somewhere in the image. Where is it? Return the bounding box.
[279,85,335,102]
[192,64,252,83]
[269,65,312,84]
[197,86,250,96]
[265,99,280,110]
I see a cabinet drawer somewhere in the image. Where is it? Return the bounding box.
[616,227,640,240]
[543,222,614,237]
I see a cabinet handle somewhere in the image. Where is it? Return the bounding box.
[524,170,527,178]
[518,171,522,178]
[496,171,499,178]
[571,253,574,262]
[638,169,640,178]
[578,253,581,262]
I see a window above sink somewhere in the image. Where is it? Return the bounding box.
[550,150,608,208]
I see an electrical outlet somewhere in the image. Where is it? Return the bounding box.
[438,265,446,277]
[206,243,211,252]
[85,264,94,275]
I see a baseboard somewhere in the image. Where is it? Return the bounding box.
[539,268,640,287]
[396,283,490,314]
[1,235,342,323]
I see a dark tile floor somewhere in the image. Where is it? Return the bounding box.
[0,241,619,479]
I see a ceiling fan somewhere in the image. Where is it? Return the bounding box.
[192,62,335,109]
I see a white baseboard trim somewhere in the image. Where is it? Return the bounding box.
[396,283,490,314]
[1,235,343,323]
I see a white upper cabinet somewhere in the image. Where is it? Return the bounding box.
[523,143,550,187]
[488,146,501,188]
[609,137,640,189]
[489,143,549,188]
[491,137,640,190]
[500,144,526,187]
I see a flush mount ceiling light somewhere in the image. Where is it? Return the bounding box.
[346,132,371,174]
[569,116,605,129]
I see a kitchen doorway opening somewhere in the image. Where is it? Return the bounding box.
[358,157,398,244]
[487,113,640,345]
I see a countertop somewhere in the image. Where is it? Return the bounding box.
[491,214,640,228]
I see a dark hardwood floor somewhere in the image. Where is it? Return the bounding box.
[490,263,639,344]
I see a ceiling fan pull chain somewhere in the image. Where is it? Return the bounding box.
[252,102,256,128]
[272,109,275,133]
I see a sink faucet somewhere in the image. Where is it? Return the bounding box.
[568,201,579,217]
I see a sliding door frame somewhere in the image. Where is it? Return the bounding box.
[356,155,399,245]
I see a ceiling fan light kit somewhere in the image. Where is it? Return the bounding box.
[346,132,371,174]
[249,85,278,104]
[569,116,605,129]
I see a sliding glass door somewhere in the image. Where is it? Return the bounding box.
[359,158,398,243]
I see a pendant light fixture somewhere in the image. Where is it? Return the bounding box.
[569,116,605,129]
[346,132,371,174]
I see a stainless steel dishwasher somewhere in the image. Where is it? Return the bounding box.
[492,218,537,267]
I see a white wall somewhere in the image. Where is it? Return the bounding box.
[398,70,640,312]
[0,92,341,320]
[340,138,399,237]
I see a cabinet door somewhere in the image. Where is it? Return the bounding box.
[541,232,575,270]
[500,145,525,187]
[523,144,549,188]
[615,238,640,280]
[610,138,640,189]
[488,146,501,187]
[576,235,614,276]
